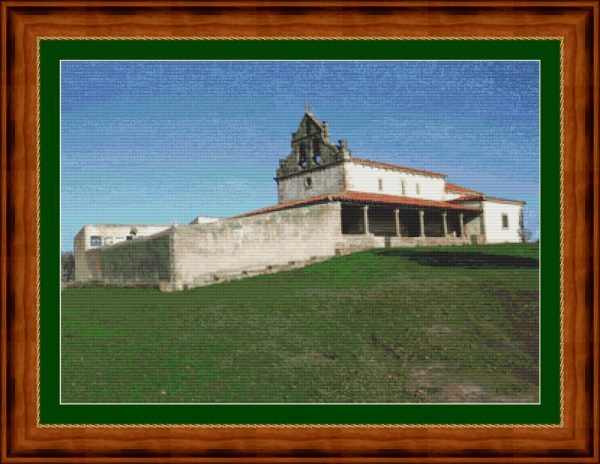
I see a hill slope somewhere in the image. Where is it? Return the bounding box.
[61,243,539,403]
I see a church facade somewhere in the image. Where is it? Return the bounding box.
[74,108,525,291]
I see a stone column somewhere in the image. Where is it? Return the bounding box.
[362,206,369,235]
[419,210,425,238]
[442,212,448,237]
[394,208,401,237]
[459,213,465,238]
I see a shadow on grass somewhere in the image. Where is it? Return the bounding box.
[375,250,539,269]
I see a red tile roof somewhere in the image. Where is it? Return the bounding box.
[445,182,482,195]
[235,191,481,218]
[349,158,447,178]
[336,191,481,211]
[234,194,333,218]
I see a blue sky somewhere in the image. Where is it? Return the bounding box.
[61,60,540,251]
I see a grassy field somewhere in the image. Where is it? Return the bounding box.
[61,243,539,403]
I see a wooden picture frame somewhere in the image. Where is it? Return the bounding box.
[1,1,598,462]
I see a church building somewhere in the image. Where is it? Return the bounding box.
[74,108,525,290]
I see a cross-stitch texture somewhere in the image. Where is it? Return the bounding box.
[60,60,539,404]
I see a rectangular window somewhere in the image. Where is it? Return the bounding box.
[502,214,509,229]
[378,178,383,191]
[401,180,406,196]
[90,236,102,247]
[416,183,420,195]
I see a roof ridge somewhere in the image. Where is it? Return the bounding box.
[445,182,482,194]
[348,157,447,178]
[304,111,323,128]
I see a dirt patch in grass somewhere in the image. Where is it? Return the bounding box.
[308,352,338,361]
[426,325,453,335]
[408,363,448,401]
[445,382,486,402]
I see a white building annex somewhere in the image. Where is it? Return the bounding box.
[74,107,526,291]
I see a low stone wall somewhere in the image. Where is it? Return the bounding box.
[464,214,484,243]
[388,236,470,247]
[335,234,469,254]
[334,234,385,256]
[84,229,173,287]
[76,202,485,292]
[171,202,343,290]
[160,255,332,291]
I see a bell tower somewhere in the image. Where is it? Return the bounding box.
[276,106,351,179]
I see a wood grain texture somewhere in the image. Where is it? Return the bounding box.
[1,1,598,462]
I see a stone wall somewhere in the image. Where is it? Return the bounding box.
[74,201,485,292]
[388,236,469,247]
[464,213,485,244]
[171,202,343,289]
[334,234,386,255]
[333,233,469,256]
[84,229,173,286]
[74,229,90,282]
[277,164,345,203]
[74,223,171,282]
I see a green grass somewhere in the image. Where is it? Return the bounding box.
[61,243,539,404]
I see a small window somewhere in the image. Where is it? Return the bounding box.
[126,235,133,241]
[90,236,101,247]
[416,183,421,195]
[304,177,313,189]
[502,214,509,229]
[378,178,383,191]
[401,179,406,196]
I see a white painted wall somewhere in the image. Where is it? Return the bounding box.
[343,163,447,200]
[78,224,171,251]
[482,201,523,243]
[278,164,345,203]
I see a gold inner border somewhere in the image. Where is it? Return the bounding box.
[35,36,566,429]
